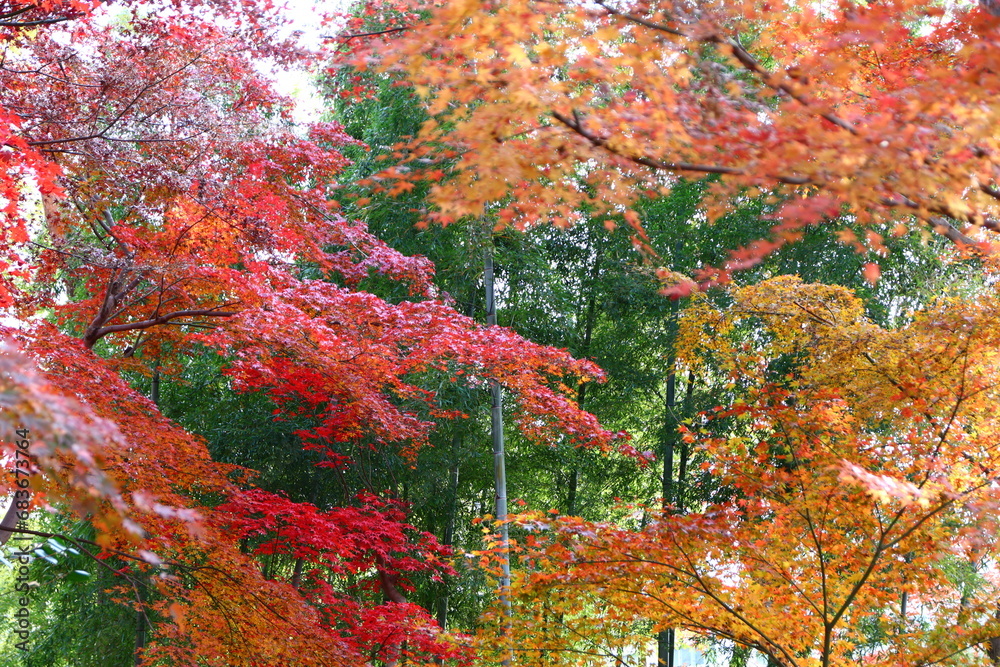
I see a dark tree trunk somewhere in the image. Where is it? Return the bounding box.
[135,365,163,665]
[566,468,579,517]
[657,628,675,667]
[988,606,1000,665]
[290,558,304,590]
[658,267,682,667]
[436,432,461,632]
[134,584,146,667]
[566,236,603,516]
[150,363,160,407]
[677,371,695,512]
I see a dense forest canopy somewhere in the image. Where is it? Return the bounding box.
[1,0,1000,666]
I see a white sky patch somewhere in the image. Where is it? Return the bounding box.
[93,0,351,125]
[268,64,327,125]
[264,0,354,124]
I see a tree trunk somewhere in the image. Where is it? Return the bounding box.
[485,251,510,591]
[566,468,579,517]
[657,628,675,667]
[436,432,461,632]
[677,371,695,512]
[136,367,162,665]
[435,285,479,655]
[987,605,1000,664]
[290,557,304,590]
[566,236,603,516]
[134,584,146,667]
[150,362,161,407]
[485,250,512,650]
[658,280,681,667]
[661,295,679,510]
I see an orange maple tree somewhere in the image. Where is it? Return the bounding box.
[358,0,1000,286]
[486,276,1000,666]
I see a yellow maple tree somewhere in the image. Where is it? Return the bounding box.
[481,276,1000,666]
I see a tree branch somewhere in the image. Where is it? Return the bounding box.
[594,0,859,135]
[328,26,410,41]
[0,14,78,27]
[551,108,810,184]
[89,306,238,344]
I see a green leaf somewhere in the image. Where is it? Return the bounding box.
[33,547,57,565]
[46,538,67,553]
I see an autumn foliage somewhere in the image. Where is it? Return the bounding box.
[360,0,1000,288]
[0,0,624,663]
[495,277,1000,666]
[11,0,1000,663]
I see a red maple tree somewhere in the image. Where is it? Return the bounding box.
[0,1,625,663]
